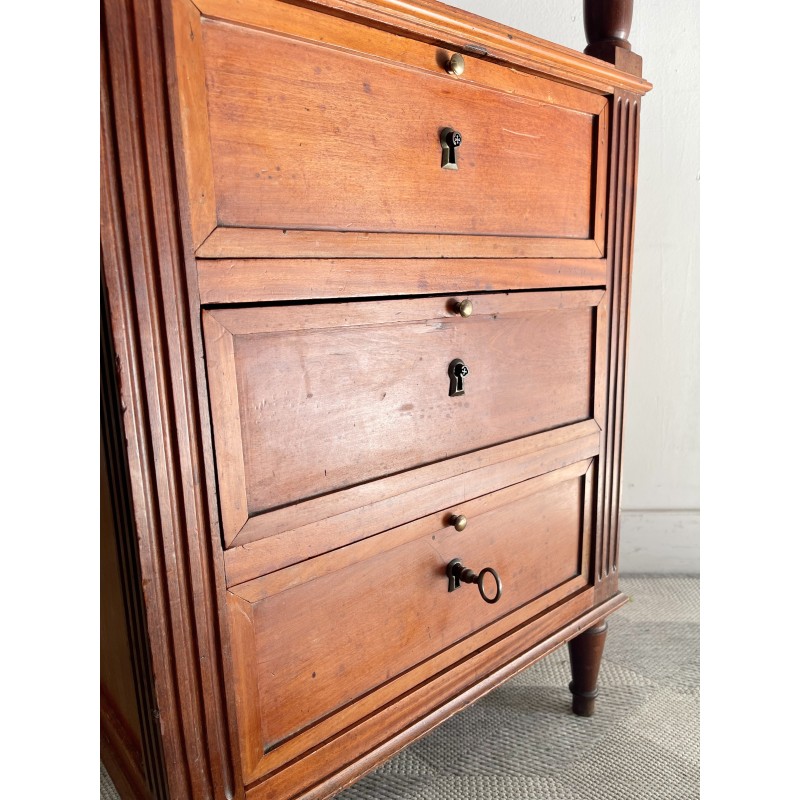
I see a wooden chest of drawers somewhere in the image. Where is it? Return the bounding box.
[100,1,651,798]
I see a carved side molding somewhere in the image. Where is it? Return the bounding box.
[594,89,642,599]
[101,0,239,797]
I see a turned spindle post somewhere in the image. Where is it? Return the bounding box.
[583,0,642,76]
[568,621,608,717]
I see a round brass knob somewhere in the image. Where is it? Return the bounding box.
[447,52,466,76]
[456,299,473,318]
[450,514,468,532]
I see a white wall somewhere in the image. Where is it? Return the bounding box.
[449,0,700,572]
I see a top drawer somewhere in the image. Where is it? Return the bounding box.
[171,0,609,259]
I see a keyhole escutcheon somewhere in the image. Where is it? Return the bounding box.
[440,127,462,170]
[449,359,469,396]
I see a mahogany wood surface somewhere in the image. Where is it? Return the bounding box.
[170,0,216,247]
[101,688,153,800]
[583,0,641,75]
[101,447,143,752]
[223,421,600,584]
[204,290,602,546]
[197,258,608,305]
[101,0,650,798]
[238,467,589,760]
[194,0,651,95]
[169,0,621,259]
[245,591,626,799]
[568,620,609,716]
[594,89,642,603]
[101,279,167,800]
[196,228,606,260]
[584,0,633,50]
[203,19,598,238]
[102,2,237,797]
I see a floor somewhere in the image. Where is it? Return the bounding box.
[102,575,700,799]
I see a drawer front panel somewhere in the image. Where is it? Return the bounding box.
[203,290,603,546]
[171,0,608,258]
[227,459,593,780]
[205,21,595,239]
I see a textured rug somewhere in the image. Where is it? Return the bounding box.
[102,575,699,799]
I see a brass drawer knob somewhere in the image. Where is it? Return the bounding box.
[446,52,466,76]
[450,514,468,532]
[446,558,503,604]
[455,298,473,317]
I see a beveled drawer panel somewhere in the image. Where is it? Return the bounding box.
[227,458,594,784]
[203,290,604,548]
[172,0,608,258]
[205,22,594,238]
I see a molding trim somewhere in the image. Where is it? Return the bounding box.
[101,1,238,796]
[593,89,641,601]
[196,0,652,95]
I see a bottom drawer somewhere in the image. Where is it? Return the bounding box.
[228,458,595,785]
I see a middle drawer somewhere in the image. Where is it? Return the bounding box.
[204,289,603,552]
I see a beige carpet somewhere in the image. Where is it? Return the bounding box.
[102,575,699,799]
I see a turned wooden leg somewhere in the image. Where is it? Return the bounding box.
[567,621,608,717]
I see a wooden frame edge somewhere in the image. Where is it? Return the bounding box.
[196,228,606,260]
[102,1,240,796]
[170,0,218,248]
[197,257,609,305]
[202,310,249,545]
[194,0,651,95]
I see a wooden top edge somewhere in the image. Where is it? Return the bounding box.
[217,0,653,94]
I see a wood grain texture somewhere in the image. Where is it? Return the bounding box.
[227,459,595,783]
[254,474,585,749]
[223,424,600,584]
[204,290,600,546]
[196,228,605,259]
[233,458,591,604]
[203,18,596,239]
[225,594,264,783]
[243,590,627,800]
[197,257,607,305]
[196,0,651,96]
[101,52,169,800]
[170,0,216,247]
[100,403,158,800]
[167,0,617,257]
[102,1,650,797]
[199,312,248,541]
[198,0,612,109]
[102,1,236,796]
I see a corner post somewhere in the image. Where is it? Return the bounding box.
[583,0,642,76]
